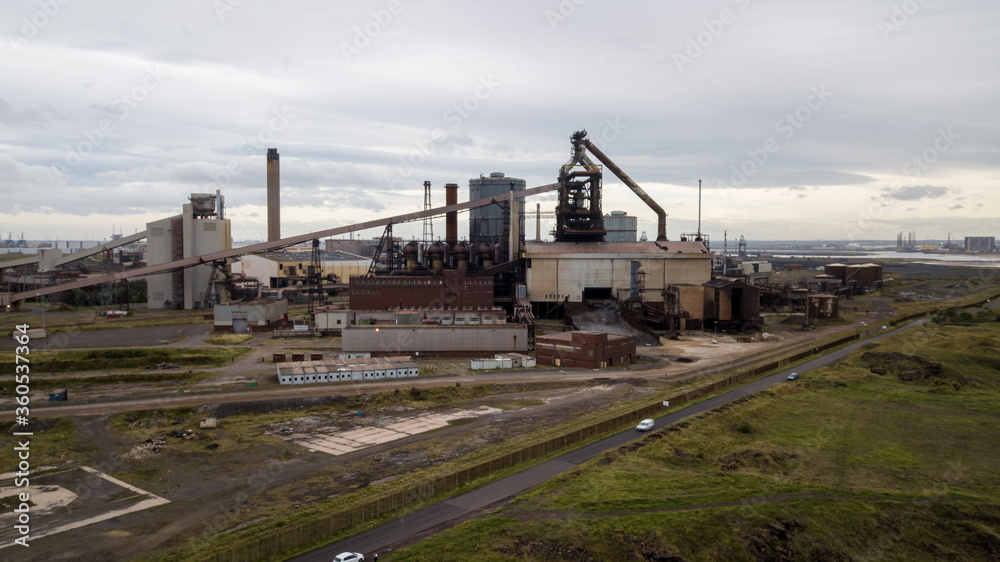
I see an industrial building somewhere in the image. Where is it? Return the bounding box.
[276,355,417,384]
[470,353,536,370]
[535,331,637,369]
[234,250,368,288]
[703,277,762,332]
[524,240,711,314]
[213,299,288,333]
[807,294,839,319]
[604,211,638,242]
[8,130,724,349]
[823,263,883,291]
[469,172,525,254]
[342,324,528,355]
[146,193,231,309]
[315,307,506,332]
[349,269,494,310]
[965,236,996,253]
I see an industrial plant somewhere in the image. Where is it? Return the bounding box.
[2,130,929,357]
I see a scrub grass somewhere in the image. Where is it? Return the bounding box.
[393,322,1000,561]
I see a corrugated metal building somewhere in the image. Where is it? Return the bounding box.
[535,331,636,369]
[233,250,368,288]
[703,277,761,332]
[524,240,712,315]
[603,211,638,242]
[342,324,528,354]
[823,263,883,290]
[964,236,995,253]
[213,299,288,333]
[147,194,231,309]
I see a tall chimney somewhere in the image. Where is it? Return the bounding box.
[266,148,280,242]
[536,203,541,241]
[445,183,458,248]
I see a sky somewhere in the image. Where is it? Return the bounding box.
[1,0,998,245]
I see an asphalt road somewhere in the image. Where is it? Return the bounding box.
[294,319,929,561]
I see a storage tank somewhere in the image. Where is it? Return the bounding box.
[477,241,495,269]
[453,241,470,269]
[402,241,419,272]
[428,241,446,274]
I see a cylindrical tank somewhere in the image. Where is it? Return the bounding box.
[402,241,419,272]
[477,241,494,269]
[469,172,526,247]
[428,241,446,274]
[453,241,470,270]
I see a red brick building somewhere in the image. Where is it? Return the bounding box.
[535,331,636,369]
[348,269,493,310]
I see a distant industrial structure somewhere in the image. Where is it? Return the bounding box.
[234,250,368,289]
[3,130,770,349]
[965,236,995,253]
[603,211,638,242]
[267,148,280,242]
[146,192,231,309]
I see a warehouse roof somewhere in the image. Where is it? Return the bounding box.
[524,241,709,256]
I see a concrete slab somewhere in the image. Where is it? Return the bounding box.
[280,406,505,456]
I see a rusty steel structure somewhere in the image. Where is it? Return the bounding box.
[579,133,668,242]
[9,183,561,304]
[555,131,605,242]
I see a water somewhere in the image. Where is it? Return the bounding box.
[767,250,1000,268]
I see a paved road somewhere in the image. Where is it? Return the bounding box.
[294,319,929,561]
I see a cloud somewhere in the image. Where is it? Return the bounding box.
[949,205,964,210]
[880,185,951,201]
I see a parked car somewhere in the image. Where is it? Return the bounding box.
[787,373,800,381]
[333,553,364,562]
[636,418,654,431]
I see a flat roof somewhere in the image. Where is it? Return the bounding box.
[537,330,635,342]
[217,298,285,307]
[525,241,710,256]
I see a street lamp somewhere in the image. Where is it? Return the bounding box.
[712,320,718,344]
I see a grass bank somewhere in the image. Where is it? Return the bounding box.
[394,321,1000,560]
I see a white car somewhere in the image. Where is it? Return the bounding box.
[636,418,654,431]
[333,553,364,562]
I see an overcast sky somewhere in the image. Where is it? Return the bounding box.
[2,0,998,245]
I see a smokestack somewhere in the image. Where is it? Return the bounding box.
[266,148,280,242]
[536,203,541,241]
[445,183,458,248]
